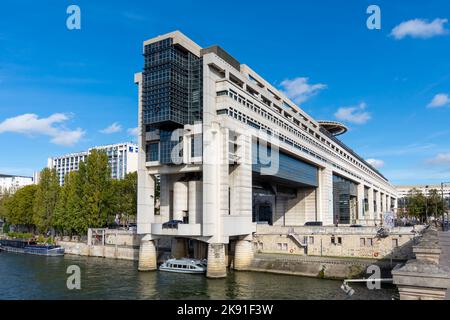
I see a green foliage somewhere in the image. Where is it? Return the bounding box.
[405,188,446,221]
[7,232,33,239]
[3,185,38,227]
[2,222,10,233]
[112,171,137,226]
[0,150,138,236]
[82,149,114,232]
[33,168,60,233]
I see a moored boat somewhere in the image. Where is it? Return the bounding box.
[159,258,207,274]
[0,239,64,256]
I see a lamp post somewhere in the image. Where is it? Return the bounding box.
[441,182,450,231]
[425,185,429,224]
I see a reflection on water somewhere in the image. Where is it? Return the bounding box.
[0,253,396,300]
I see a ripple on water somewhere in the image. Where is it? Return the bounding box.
[0,253,396,300]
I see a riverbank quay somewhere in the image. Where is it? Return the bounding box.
[56,228,139,261]
[246,253,399,279]
[392,226,450,300]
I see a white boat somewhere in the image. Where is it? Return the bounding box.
[159,258,207,274]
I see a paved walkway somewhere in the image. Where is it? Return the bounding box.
[438,231,450,299]
[254,253,400,267]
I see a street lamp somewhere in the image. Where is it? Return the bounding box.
[425,185,429,224]
[441,182,450,231]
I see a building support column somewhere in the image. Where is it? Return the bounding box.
[206,243,227,278]
[171,238,188,258]
[233,235,254,270]
[375,190,381,223]
[357,183,365,223]
[138,237,157,271]
[368,187,374,223]
[317,167,333,225]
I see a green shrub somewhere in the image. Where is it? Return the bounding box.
[7,232,33,239]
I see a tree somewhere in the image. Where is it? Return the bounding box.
[406,188,426,221]
[82,149,114,232]
[428,188,445,218]
[0,191,11,220]
[33,168,60,233]
[4,185,38,231]
[112,171,137,226]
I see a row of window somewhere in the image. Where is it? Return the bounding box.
[219,88,389,189]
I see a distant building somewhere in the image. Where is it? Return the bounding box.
[396,185,450,211]
[0,174,34,195]
[48,142,139,185]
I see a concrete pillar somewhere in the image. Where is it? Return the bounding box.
[138,238,157,271]
[375,190,381,222]
[235,133,252,217]
[233,238,254,270]
[173,181,188,221]
[368,187,374,221]
[206,243,227,278]
[188,180,202,224]
[171,238,187,259]
[159,174,171,221]
[357,183,365,221]
[194,241,207,260]
[137,173,155,235]
[317,167,334,225]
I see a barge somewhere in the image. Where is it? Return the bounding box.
[0,239,65,256]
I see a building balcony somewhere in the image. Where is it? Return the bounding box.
[151,223,202,236]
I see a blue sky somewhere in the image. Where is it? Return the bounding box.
[0,0,449,185]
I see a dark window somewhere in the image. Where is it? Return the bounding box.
[146,142,159,162]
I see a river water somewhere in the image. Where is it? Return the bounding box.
[0,252,397,300]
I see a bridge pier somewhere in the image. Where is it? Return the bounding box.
[138,237,157,271]
[206,243,227,278]
[233,237,254,270]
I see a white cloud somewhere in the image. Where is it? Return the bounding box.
[390,18,448,39]
[127,127,139,137]
[366,158,385,169]
[100,122,122,134]
[427,93,450,108]
[0,113,85,146]
[279,77,326,104]
[334,102,371,124]
[426,153,450,166]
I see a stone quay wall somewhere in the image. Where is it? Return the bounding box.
[57,240,139,261]
[253,225,422,260]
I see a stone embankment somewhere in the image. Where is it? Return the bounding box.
[56,229,139,261]
[247,253,397,279]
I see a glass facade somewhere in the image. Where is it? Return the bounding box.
[142,38,203,126]
[142,38,203,165]
[333,174,358,224]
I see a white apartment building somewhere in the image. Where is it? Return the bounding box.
[396,185,450,209]
[48,142,138,185]
[135,31,398,277]
[0,174,34,195]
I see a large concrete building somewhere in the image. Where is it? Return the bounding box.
[135,31,397,277]
[48,142,138,185]
[0,174,34,195]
